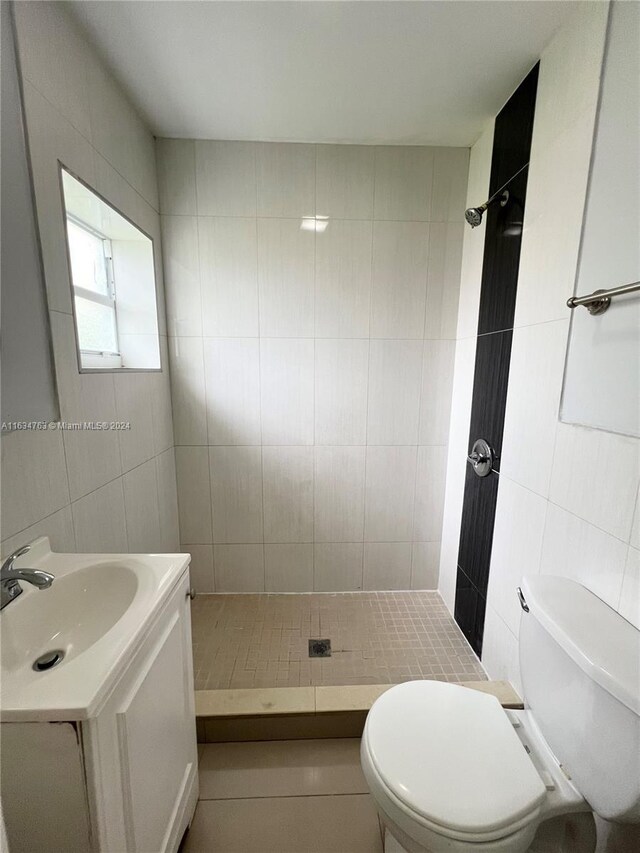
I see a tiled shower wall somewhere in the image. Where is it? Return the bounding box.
[158,141,469,592]
[1,2,179,560]
[440,1,640,694]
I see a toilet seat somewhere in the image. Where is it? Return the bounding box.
[362,681,548,845]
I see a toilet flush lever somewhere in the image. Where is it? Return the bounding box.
[517,587,529,613]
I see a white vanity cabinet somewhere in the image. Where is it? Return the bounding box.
[1,568,198,853]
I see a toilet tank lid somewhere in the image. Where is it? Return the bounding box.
[522,576,640,716]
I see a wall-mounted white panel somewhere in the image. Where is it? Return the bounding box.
[561,0,640,437]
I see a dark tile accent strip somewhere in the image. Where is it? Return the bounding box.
[457,464,500,593]
[454,566,487,656]
[477,169,530,336]
[454,64,539,657]
[467,330,514,470]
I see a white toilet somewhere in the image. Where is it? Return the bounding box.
[361,576,640,853]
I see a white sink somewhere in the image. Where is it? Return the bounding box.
[0,537,189,721]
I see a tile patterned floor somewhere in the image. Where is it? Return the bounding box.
[182,739,383,853]
[191,591,485,690]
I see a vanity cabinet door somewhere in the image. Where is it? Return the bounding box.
[116,572,198,853]
[85,570,198,853]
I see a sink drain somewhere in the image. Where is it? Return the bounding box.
[33,650,65,672]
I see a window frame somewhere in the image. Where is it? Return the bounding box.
[58,162,162,374]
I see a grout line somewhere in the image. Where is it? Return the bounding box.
[196,793,373,803]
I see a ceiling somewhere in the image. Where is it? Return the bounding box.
[66,0,577,147]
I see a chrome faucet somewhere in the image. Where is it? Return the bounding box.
[0,545,55,610]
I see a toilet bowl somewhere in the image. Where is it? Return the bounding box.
[361,577,640,853]
[361,680,591,853]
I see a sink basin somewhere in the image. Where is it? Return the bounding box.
[0,537,190,721]
[1,563,139,672]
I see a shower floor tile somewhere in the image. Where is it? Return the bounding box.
[190,591,486,690]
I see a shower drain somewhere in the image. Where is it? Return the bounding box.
[33,650,65,672]
[308,639,331,658]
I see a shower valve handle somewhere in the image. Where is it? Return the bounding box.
[466,439,493,478]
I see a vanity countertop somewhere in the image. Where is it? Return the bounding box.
[0,537,190,722]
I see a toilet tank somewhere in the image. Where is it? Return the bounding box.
[519,576,640,823]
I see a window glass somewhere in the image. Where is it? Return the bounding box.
[66,220,110,297]
[74,295,119,354]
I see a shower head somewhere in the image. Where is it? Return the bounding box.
[464,204,487,228]
[465,188,511,228]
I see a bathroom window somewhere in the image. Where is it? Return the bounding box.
[67,219,120,366]
[61,166,161,371]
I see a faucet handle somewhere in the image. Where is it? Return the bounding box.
[1,544,31,574]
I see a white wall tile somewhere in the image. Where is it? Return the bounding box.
[425,222,464,339]
[168,337,208,446]
[438,336,477,612]
[156,138,197,215]
[481,606,522,697]
[215,544,265,592]
[175,446,212,544]
[195,140,256,217]
[14,1,93,139]
[50,312,122,500]
[204,338,261,445]
[150,340,175,455]
[316,145,375,219]
[263,446,314,543]
[413,446,447,542]
[183,544,215,593]
[364,446,417,542]
[153,140,466,591]
[256,143,315,218]
[260,339,314,445]
[210,446,263,544]
[72,479,128,553]
[532,0,609,152]
[430,148,470,223]
[199,217,259,337]
[514,114,595,327]
[619,547,640,629]
[161,216,202,337]
[373,147,433,221]
[455,125,494,341]
[500,320,568,497]
[114,372,156,473]
[315,220,372,338]
[21,82,95,315]
[418,339,456,445]
[0,428,70,540]
[123,460,161,552]
[411,542,440,589]
[156,448,180,552]
[257,218,315,337]
[313,543,363,591]
[367,340,422,445]
[630,489,640,550]
[370,221,429,338]
[549,424,640,541]
[1,506,76,560]
[88,60,158,209]
[314,447,365,542]
[265,544,313,592]
[364,543,412,590]
[540,502,628,610]
[315,339,368,445]
[9,1,178,573]
[486,477,547,637]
